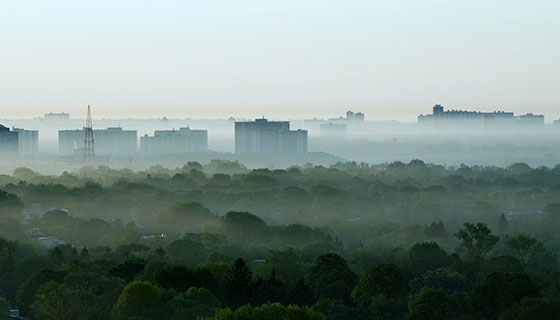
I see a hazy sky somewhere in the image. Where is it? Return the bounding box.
[1,0,558,121]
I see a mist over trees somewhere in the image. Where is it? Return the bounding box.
[1,159,560,319]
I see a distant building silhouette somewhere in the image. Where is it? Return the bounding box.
[0,125,19,154]
[59,127,137,157]
[418,104,514,124]
[140,126,208,156]
[44,112,70,120]
[346,110,365,122]
[418,104,544,127]
[12,128,38,155]
[320,123,347,139]
[354,112,365,122]
[235,118,307,156]
[518,113,545,126]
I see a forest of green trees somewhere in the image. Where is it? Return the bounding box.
[2,159,560,319]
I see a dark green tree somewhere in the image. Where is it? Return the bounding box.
[406,289,460,320]
[200,302,325,320]
[167,287,220,320]
[469,272,540,319]
[455,223,499,259]
[352,264,408,307]
[289,279,316,307]
[407,242,449,276]
[505,235,537,268]
[307,253,357,303]
[225,258,252,308]
[108,258,146,283]
[499,298,560,320]
[112,281,163,320]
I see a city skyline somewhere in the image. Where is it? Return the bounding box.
[1,1,558,120]
[0,104,557,123]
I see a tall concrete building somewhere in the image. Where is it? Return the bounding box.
[140,127,208,156]
[13,128,39,155]
[346,110,365,122]
[235,118,308,156]
[59,127,137,157]
[0,125,19,154]
[354,112,365,122]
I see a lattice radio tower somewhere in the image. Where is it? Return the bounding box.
[84,105,95,163]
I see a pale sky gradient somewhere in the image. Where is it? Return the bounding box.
[1,0,559,121]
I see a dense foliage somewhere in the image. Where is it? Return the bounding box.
[1,160,560,319]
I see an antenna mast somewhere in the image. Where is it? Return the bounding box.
[84,105,95,163]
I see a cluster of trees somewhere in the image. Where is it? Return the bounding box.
[1,221,559,319]
[1,160,560,318]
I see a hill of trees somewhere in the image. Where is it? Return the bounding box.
[2,160,560,319]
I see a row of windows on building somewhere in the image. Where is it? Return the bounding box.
[0,119,309,157]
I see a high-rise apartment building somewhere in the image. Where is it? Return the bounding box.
[235,118,307,156]
[0,125,19,154]
[13,128,39,155]
[140,127,208,156]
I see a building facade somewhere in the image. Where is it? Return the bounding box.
[59,127,137,157]
[346,110,365,122]
[235,118,308,156]
[518,113,545,126]
[418,104,515,124]
[13,128,39,155]
[0,125,19,154]
[416,104,549,127]
[140,127,208,156]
